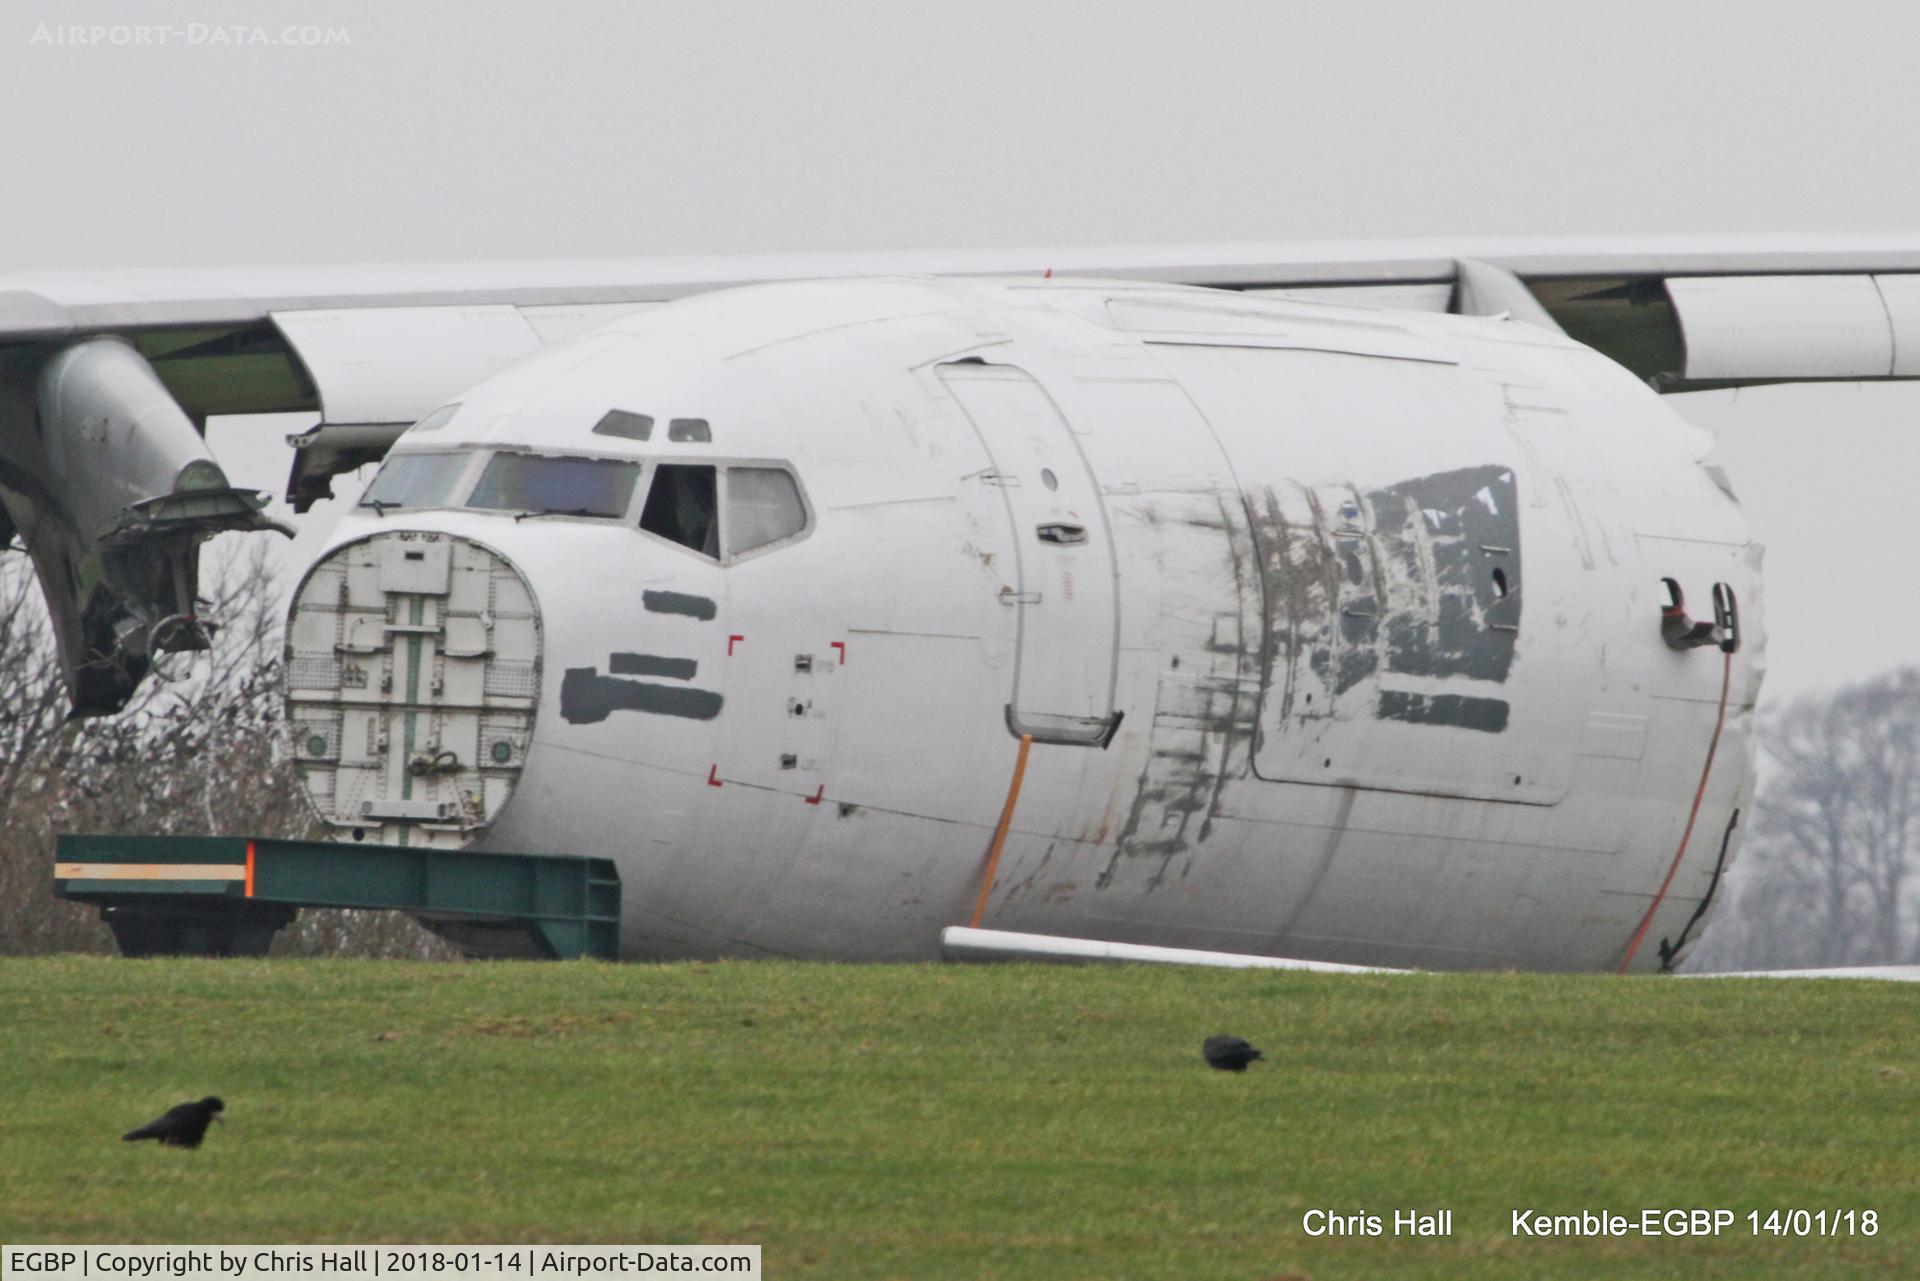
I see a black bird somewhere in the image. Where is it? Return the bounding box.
[1202,1035,1264,1072]
[122,1097,224,1148]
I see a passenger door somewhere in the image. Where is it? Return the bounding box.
[938,362,1120,744]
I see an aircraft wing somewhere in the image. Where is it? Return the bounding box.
[5,232,1919,714]
[9,232,1920,435]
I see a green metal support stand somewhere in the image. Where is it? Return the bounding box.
[55,834,621,959]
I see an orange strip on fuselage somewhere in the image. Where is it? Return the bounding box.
[970,734,1034,930]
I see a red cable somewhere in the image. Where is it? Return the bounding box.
[1618,648,1733,974]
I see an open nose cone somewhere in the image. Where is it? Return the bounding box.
[285,531,542,848]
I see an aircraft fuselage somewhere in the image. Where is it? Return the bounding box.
[286,277,1760,971]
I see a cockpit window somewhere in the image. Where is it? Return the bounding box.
[727,467,807,553]
[359,452,473,511]
[466,452,641,518]
[640,464,719,558]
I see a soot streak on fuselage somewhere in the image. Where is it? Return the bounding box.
[1100,491,1262,892]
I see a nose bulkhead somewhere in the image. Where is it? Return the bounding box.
[285,531,541,847]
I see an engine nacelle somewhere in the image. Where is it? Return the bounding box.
[0,336,284,715]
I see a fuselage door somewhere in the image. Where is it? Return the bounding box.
[938,362,1119,744]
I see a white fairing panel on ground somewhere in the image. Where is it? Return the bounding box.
[941,926,1406,972]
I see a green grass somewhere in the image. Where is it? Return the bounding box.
[1,958,1916,1279]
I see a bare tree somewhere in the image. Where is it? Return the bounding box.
[1689,669,1920,971]
[0,541,454,958]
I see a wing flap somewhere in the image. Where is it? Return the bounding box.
[270,305,543,426]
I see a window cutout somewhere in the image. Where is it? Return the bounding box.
[593,409,653,441]
[668,418,712,443]
[409,403,459,434]
[641,464,719,557]
[466,452,640,518]
[1491,567,1509,598]
[726,467,806,554]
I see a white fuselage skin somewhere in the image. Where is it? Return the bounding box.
[307,277,1762,972]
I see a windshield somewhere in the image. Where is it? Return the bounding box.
[466,452,642,518]
[359,452,473,510]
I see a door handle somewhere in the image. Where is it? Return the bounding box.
[1036,523,1088,546]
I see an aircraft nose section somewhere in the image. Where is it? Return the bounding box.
[285,531,542,847]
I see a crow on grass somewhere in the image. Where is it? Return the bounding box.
[122,1097,224,1148]
[1202,1035,1264,1072]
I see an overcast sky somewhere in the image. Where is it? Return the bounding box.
[6,0,1920,701]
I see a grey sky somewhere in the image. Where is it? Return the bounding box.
[6,0,1918,699]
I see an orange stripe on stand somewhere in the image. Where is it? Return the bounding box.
[245,841,256,898]
[970,734,1034,930]
[54,863,245,881]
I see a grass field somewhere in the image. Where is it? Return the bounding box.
[1,957,1916,1279]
